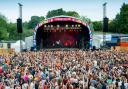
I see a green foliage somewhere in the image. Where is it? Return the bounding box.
[80,16,94,31]
[23,21,29,29]
[22,28,33,38]
[7,23,19,40]
[46,8,66,18]
[28,16,45,29]
[109,3,128,34]
[0,14,7,27]
[0,14,8,40]
[114,3,128,34]
[46,8,80,18]
[66,11,79,18]
[80,16,90,23]
[0,27,8,40]
[93,21,102,31]
[0,13,34,41]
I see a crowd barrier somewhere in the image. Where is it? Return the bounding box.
[0,48,15,55]
[111,46,128,51]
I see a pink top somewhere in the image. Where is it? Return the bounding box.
[24,75,29,81]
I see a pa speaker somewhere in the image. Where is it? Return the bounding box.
[103,17,108,32]
[17,18,22,33]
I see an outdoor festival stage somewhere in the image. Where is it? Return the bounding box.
[33,16,93,50]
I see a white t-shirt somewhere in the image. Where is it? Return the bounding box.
[112,80,116,84]
[22,83,28,89]
[72,72,76,75]
[99,72,102,79]
[73,78,78,83]
[55,85,59,89]
[118,81,122,87]
[30,82,35,89]
[93,60,97,67]
[5,86,10,89]
[124,83,128,89]
[89,86,96,89]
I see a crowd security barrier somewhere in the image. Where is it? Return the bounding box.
[0,48,15,55]
[111,46,128,51]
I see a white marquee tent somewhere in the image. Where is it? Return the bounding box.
[11,40,25,52]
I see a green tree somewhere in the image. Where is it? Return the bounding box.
[93,21,102,31]
[46,8,80,18]
[46,8,66,18]
[0,27,8,40]
[66,11,80,18]
[7,23,18,40]
[28,16,45,29]
[23,21,29,29]
[0,14,9,40]
[0,14,7,27]
[114,3,128,34]
[108,20,117,33]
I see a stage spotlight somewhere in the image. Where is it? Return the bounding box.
[78,24,81,27]
[57,25,60,28]
[48,25,50,27]
[66,24,68,27]
[51,25,53,28]
[44,25,47,28]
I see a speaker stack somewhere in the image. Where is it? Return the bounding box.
[103,17,109,32]
[17,18,23,33]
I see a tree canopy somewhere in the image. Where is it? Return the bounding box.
[46,8,66,18]
[28,16,45,29]
[0,14,8,40]
[46,8,80,18]
[114,3,128,34]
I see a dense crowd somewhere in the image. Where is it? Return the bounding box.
[0,49,128,89]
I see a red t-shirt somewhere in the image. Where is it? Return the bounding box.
[0,67,2,73]
[44,85,47,89]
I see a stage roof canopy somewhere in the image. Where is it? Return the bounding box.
[34,16,93,31]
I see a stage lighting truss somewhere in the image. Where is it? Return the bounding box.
[43,24,81,32]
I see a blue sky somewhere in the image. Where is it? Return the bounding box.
[0,0,128,22]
